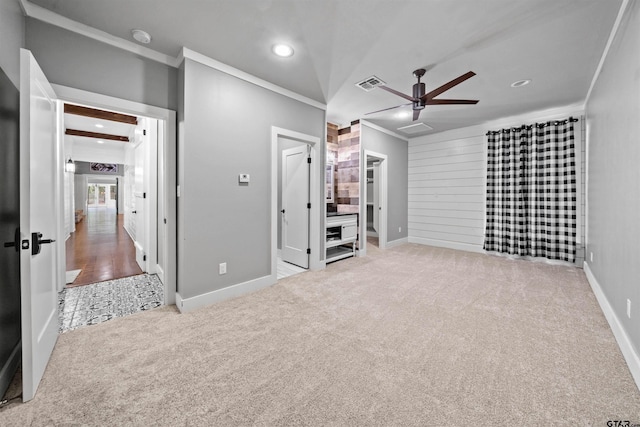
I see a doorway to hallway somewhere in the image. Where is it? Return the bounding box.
[63,101,159,289]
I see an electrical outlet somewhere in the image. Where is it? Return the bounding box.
[398,226,401,233]
[219,262,227,275]
[627,299,631,319]
[590,252,593,262]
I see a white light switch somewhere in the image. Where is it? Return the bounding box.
[239,173,250,183]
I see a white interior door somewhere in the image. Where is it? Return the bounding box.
[373,162,380,232]
[133,139,146,271]
[281,145,309,269]
[19,49,59,402]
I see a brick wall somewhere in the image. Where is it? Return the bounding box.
[336,121,360,214]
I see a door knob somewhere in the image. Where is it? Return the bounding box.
[132,210,137,214]
[31,232,56,256]
[281,209,285,214]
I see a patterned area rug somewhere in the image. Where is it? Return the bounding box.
[58,274,163,333]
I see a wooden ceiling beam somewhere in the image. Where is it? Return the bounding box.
[64,104,138,125]
[65,129,129,142]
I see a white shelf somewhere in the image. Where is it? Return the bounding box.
[325,214,357,263]
[326,245,356,263]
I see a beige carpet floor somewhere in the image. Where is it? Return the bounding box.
[2,243,639,425]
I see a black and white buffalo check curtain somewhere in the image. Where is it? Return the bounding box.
[484,117,578,262]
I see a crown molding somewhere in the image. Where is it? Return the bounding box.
[585,0,631,105]
[19,0,178,67]
[19,0,326,111]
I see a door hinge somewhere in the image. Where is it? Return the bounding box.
[307,202,311,209]
[164,218,167,224]
[306,248,311,255]
[307,157,311,164]
[143,192,146,199]
[143,255,147,261]
[143,129,146,136]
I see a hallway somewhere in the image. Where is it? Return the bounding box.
[66,207,142,287]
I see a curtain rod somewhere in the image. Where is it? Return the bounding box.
[486,116,579,135]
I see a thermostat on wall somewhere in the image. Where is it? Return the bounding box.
[239,173,250,183]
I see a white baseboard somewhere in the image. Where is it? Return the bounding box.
[584,262,640,391]
[175,274,276,313]
[386,237,408,249]
[408,236,484,254]
[0,340,21,397]
[124,225,135,242]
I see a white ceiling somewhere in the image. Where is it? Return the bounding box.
[30,0,623,136]
[64,110,137,163]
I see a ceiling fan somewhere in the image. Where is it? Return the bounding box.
[366,69,479,121]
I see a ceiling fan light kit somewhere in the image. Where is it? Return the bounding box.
[366,69,479,121]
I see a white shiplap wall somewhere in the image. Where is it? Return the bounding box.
[408,106,586,262]
[408,131,486,252]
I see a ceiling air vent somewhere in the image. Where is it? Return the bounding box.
[356,75,386,92]
[397,123,433,135]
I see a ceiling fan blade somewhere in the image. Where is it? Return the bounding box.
[378,85,418,102]
[422,71,476,101]
[424,99,479,105]
[364,103,412,115]
[413,109,421,121]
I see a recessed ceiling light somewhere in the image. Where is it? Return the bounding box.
[131,29,151,44]
[95,124,104,128]
[272,44,294,58]
[511,79,531,88]
[96,140,104,144]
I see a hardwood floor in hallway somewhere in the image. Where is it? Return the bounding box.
[66,207,142,287]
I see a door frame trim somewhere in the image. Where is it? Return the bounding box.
[360,150,388,257]
[271,127,322,280]
[52,84,177,305]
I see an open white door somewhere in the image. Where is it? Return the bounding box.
[281,145,309,269]
[373,162,380,233]
[133,137,146,271]
[19,49,60,402]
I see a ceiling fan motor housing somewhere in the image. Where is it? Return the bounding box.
[413,83,426,109]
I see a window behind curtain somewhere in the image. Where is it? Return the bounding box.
[484,118,578,262]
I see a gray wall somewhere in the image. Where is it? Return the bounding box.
[179,58,325,300]
[0,0,24,89]
[25,19,177,111]
[361,124,408,243]
[585,1,640,356]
